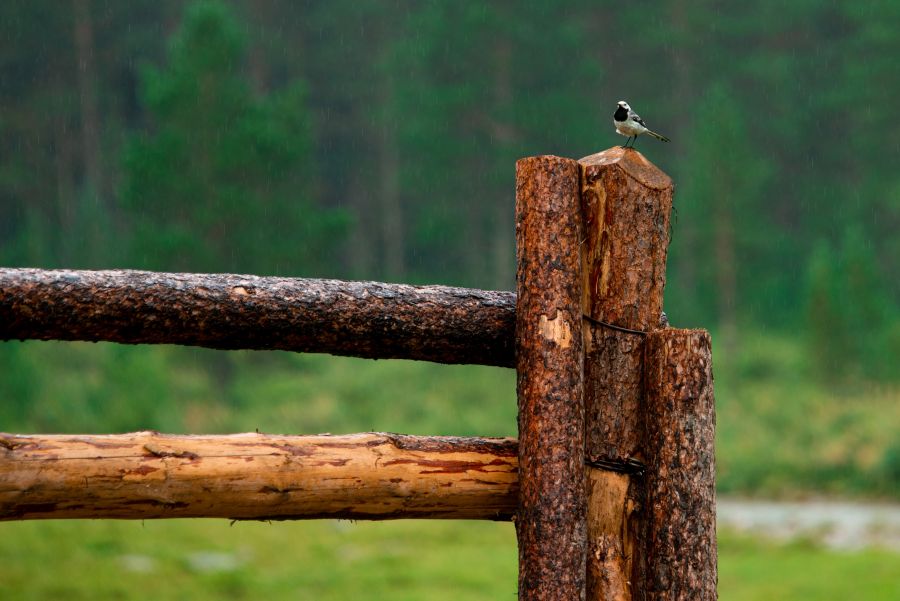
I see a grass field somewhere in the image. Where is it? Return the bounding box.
[1,520,898,600]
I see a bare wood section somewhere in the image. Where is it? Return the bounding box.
[642,329,717,600]
[515,155,586,600]
[0,432,518,521]
[0,269,515,367]
[585,470,637,601]
[578,148,673,601]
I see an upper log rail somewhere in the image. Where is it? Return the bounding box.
[0,269,515,367]
[0,432,518,521]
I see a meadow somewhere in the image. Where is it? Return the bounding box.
[1,520,898,600]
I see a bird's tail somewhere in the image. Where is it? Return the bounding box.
[647,130,670,142]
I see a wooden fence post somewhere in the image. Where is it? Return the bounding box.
[577,148,674,600]
[515,155,586,600]
[642,330,717,600]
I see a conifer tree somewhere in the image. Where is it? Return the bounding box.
[122,1,345,276]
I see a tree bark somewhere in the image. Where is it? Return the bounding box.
[642,329,717,600]
[578,147,673,601]
[515,156,586,600]
[0,432,518,521]
[0,268,515,367]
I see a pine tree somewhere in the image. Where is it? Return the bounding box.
[122,1,345,276]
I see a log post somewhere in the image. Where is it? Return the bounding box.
[0,432,518,521]
[515,156,586,600]
[577,147,673,600]
[642,330,717,600]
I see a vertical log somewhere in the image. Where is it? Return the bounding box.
[643,329,717,600]
[515,156,586,600]
[578,147,673,601]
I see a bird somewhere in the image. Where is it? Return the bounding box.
[613,100,670,148]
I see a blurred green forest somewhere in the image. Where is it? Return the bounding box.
[2,2,900,599]
[2,0,899,354]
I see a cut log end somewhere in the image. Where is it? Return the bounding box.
[579,147,673,191]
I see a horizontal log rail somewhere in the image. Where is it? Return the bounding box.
[0,432,518,521]
[0,269,516,367]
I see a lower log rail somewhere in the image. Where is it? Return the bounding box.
[0,432,518,521]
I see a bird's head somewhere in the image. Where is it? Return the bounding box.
[617,100,631,111]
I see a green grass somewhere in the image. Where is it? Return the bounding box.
[1,520,897,600]
[0,343,518,437]
[0,520,518,601]
[718,529,900,601]
[714,331,900,497]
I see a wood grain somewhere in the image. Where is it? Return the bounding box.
[578,147,673,601]
[0,432,518,521]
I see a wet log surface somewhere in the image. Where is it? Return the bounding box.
[578,147,674,601]
[0,432,519,521]
[0,269,516,367]
[642,329,717,600]
[515,155,586,600]
[579,147,672,465]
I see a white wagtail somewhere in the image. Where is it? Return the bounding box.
[613,100,670,148]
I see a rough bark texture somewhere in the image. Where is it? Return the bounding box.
[0,432,518,521]
[579,147,673,463]
[515,155,586,601]
[578,148,673,601]
[642,329,717,600]
[0,269,515,367]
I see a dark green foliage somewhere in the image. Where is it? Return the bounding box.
[390,1,602,289]
[805,226,899,383]
[122,1,346,276]
[1,0,897,337]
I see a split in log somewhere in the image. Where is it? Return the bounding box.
[515,155,587,601]
[578,147,673,601]
[0,432,518,521]
[0,269,515,367]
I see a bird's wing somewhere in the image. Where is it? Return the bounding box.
[630,113,647,127]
